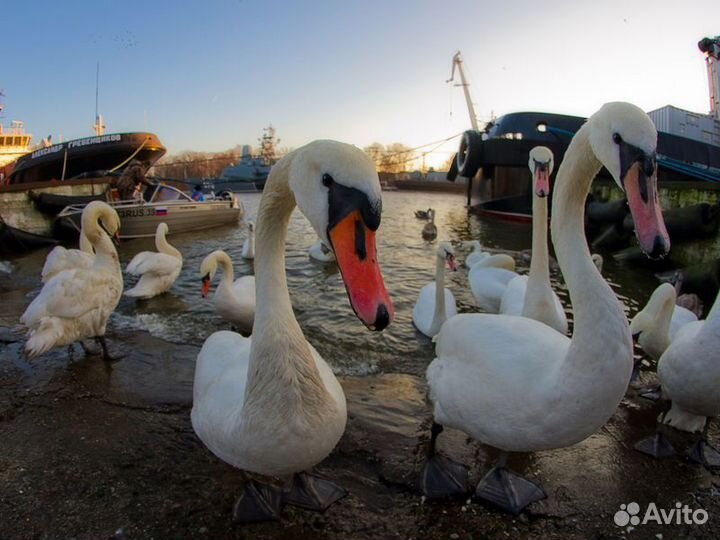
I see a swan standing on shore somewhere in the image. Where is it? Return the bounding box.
[192,140,394,522]
[636,292,720,465]
[421,103,670,513]
[124,223,183,299]
[200,250,255,335]
[21,201,124,360]
[41,232,94,283]
[241,221,255,259]
[412,242,457,337]
[499,147,567,334]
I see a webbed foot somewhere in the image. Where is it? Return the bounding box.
[474,466,546,515]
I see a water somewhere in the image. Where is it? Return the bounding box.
[2,191,673,377]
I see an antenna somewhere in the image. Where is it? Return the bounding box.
[93,62,105,135]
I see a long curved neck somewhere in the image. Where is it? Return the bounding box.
[86,215,119,273]
[243,156,331,418]
[431,256,447,331]
[156,228,181,259]
[79,232,93,254]
[648,290,675,342]
[214,252,235,290]
[522,190,554,317]
[551,124,632,371]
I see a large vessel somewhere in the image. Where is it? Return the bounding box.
[6,131,166,186]
[0,93,33,175]
[216,144,271,192]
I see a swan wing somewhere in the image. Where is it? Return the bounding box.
[669,306,698,341]
[499,275,528,316]
[126,252,181,276]
[23,268,122,325]
[41,247,94,283]
[428,313,575,451]
[232,276,256,305]
[468,267,518,312]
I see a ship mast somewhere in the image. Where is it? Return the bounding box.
[257,125,279,165]
[93,62,106,136]
[699,36,720,120]
[447,51,479,130]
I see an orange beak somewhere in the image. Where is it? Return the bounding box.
[624,162,670,259]
[328,209,394,330]
[201,275,211,298]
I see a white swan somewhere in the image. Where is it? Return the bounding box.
[629,282,698,360]
[499,147,567,334]
[41,232,94,283]
[463,240,491,269]
[191,140,394,522]
[309,239,336,262]
[634,292,720,465]
[200,250,255,335]
[421,103,670,512]
[21,201,124,360]
[412,242,458,337]
[124,223,183,299]
[468,253,518,313]
[241,221,255,259]
[422,209,437,241]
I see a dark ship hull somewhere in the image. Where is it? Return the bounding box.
[6,132,166,185]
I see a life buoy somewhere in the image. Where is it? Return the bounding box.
[456,130,483,178]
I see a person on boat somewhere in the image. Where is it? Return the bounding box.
[191,184,205,202]
[111,160,153,201]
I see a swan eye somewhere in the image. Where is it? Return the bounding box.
[612,133,623,145]
[322,173,334,187]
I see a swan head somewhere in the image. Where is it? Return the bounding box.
[528,146,554,198]
[590,253,604,272]
[629,282,675,339]
[82,201,120,242]
[156,222,169,237]
[285,140,393,330]
[462,240,482,252]
[247,221,255,234]
[199,250,222,297]
[437,241,457,271]
[587,102,669,258]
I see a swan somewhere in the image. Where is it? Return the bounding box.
[421,102,670,513]
[124,223,183,299]
[629,282,698,360]
[422,209,437,241]
[200,250,255,335]
[498,147,567,334]
[591,253,604,273]
[463,240,491,269]
[241,221,255,259]
[635,291,720,465]
[308,239,336,262]
[41,232,94,283]
[415,208,433,219]
[467,254,518,312]
[21,201,124,360]
[191,140,394,522]
[412,242,458,337]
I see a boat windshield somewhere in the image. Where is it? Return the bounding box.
[150,185,192,203]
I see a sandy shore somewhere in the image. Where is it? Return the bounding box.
[2,322,720,540]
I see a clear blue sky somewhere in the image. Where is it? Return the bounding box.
[3,0,717,167]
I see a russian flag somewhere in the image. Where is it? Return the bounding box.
[156,207,168,216]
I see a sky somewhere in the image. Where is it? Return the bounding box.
[3,0,717,169]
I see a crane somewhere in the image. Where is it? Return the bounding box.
[447,51,479,131]
[698,36,720,120]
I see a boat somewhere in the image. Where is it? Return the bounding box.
[0,214,57,257]
[216,145,271,192]
[6,132,166,186]
[0,121,32,173]
[55,183,244,239]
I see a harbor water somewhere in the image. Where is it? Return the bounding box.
[2,190,719,539]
